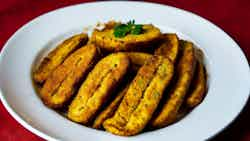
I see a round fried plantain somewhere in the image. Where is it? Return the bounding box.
[33,33,88,83]
[91,24,161,52]
[40,44,99,108]
[186,61,206,107]
[103,56,174,136]
[150,40,196,128]
[67,53,130,124]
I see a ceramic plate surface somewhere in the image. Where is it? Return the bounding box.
[0,1,249,141]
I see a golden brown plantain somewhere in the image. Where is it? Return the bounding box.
[154,34,179,63]
[67,53,130,124]
[126,52,152,71]
[150,40,196,128]
[33,33,88,83]
[91,24,161,52]
[186,61,206,107]
[40,44,99,108]
[103,56,174,136]
[92,86,129,129]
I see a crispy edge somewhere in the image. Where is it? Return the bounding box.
[154,33,179,63]
[92,86,128,129]
[186,61,206,107]
[67,53,130,124]
[92,24,161,52]
[33,33,88,83]
[40,44,98,108]
[103,56,174,136]
[150,40,196,128]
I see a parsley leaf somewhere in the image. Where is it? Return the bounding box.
[113,20,143,38]
[131,24,143,35]
[114,24,130,38]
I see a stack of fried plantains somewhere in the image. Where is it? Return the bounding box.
[33,21,207,136]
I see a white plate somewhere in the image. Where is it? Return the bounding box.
[0,1,249,141]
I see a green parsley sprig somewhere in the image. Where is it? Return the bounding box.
[114,20,143,38]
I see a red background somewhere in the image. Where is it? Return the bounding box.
[0,0,249,140]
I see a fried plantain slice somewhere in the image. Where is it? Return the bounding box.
[150,40,196,128]
[40,44,99,108]
[103,56,174,136]
[67,53,130,124]
[91,24,161,52]
[126,52,152,71]
[186,61,206,107]
[33,33,88,83]
[92,86,129,129]
[154,33,179,63]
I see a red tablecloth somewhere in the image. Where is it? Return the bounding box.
[0,0,249,140]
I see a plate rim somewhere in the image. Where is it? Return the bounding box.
[0,1,249,141]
